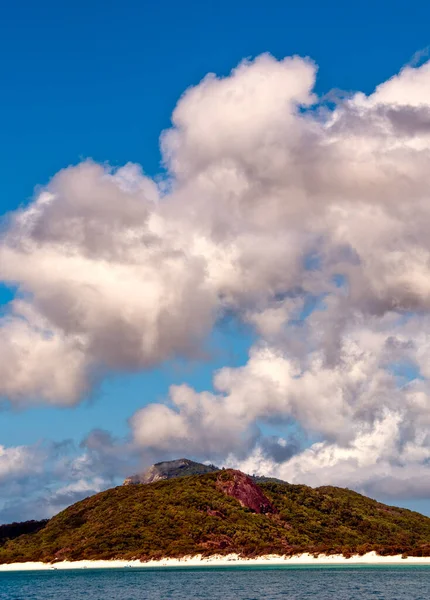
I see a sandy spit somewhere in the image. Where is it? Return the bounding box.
[1,552,430,571]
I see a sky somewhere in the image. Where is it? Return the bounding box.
[2,0,430,522]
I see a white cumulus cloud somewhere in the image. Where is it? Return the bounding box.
[3,53,430,499]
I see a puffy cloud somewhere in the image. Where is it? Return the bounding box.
[0,302,88,405]
[0,444,43,482]
[227,409,430,501]
[4,52,430,404]
[162,53,317,178]
[45,478,107,512]
[131,312,430,498]
[365,60,430,108]
[3,53,430,500]
[131,313,430,444]
[0,162,216,403]
[0,432,136,524]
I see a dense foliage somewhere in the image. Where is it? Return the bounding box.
[1,472,430,563]
[0,520,48,545]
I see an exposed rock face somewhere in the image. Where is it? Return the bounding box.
[216,469,277,514]
[123,458,219,485]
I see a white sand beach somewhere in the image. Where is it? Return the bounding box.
[1,552,430,571]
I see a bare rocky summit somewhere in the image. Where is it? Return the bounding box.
[123,458,219,485]
[123,458,287,487]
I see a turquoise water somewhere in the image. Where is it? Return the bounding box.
[1,566,430,599]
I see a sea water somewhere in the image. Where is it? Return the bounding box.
[1,565,430,599]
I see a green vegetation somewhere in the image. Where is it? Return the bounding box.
[1,472,430,563]
[0,520,48,545]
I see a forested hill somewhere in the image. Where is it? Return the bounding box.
[1,469,430,563]
[0,520,48,545]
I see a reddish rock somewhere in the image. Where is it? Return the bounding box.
[216,470,276,514]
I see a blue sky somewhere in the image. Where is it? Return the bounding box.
[2,0,429,211]
[2,0,430,520]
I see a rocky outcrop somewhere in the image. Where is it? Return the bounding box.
[123,458,219,485]
[124,458,289,487]
[216,469,276,514]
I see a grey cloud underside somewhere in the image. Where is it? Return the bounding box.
[3,54,430,501]
[0,432,141,524]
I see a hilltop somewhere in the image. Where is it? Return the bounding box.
[123,458,220,485]
[1,465,430,563]
[124,458,287,486]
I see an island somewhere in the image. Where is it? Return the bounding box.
[1,459,430,566]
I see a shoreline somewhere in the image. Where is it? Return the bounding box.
[2,552,430,571]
